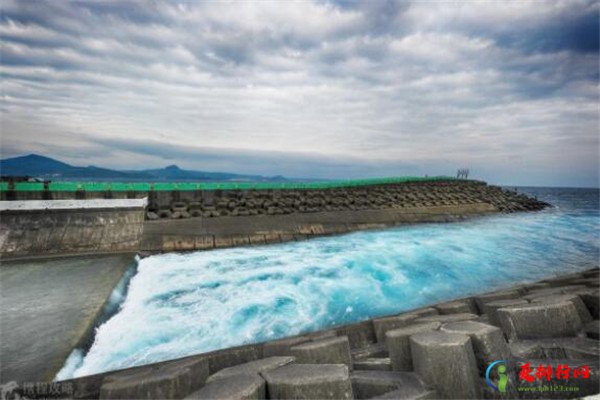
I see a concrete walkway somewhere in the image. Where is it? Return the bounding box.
[0,254,135,383]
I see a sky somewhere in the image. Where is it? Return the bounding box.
[0,1,598,187]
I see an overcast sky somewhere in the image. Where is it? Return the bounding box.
[1,1,598,186]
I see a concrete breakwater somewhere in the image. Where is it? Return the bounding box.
[51,266,599,399]
[0,199,147,259]
[0,180,549,257]
[143,180,547,219]
[0,180,549,218]
[140,180,549,254]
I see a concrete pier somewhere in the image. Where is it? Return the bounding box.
[0,254,135,383]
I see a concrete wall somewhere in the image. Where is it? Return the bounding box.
[140,203,498,253]
[0,207,145,259]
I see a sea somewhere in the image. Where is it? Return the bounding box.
[56,187,599,379]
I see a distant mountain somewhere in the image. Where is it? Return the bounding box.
[1,154,71,175]
[134,164,273,181]
[0,154,288,182]
[0,154,152,179]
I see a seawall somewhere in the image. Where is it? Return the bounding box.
[141,203,498,253]
[144,180,545,218]
[0,180,548,216]
[0,180,549,258]
[139,180,549,253]
[51,266,599,400]
[0,199,147,259]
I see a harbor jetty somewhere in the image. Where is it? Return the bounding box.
[0,179,549,259]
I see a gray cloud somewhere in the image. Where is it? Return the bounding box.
[89,136,424,179]
[0,0,598,187]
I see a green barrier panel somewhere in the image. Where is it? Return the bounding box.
[14,182,45,191]
[81,182,108,191]
[130,183,151,191]
[106,183,126,191]
[3,176,457,192]
[148,182,170,191]
[49,182,78,191]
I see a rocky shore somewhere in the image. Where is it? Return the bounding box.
[48,266,598,400]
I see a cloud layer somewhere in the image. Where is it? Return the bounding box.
[1,0,598,186]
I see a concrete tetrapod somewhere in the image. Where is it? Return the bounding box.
[440,321,510,374]
[521,285,588,301]
[414,313,478,325]
[335,320,377,349]
[350,370,434,399]
[474,290,522,313]
[353,358,392,372]
[263,336,310,357]
[574,289,600,319]
[184,375,265,399]
[206,356,295,382]
[531,294,593,323]
[373,308,439,343]
[351,343,387,361]
[434,299,478,315]
[99,357,209,399]
[385,322,442,371]
[496,301,583,341]
[261,364,353,400]
[290,336,353,370]
[409,331,481,399]
[481,299,529,326]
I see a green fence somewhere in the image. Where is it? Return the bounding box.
[2,176,456,192]
[10,182,45,191]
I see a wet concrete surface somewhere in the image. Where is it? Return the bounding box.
[0,254,135,383]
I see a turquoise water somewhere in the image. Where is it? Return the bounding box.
[57,187,599,379]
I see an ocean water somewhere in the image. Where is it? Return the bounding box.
[57,187,599,379]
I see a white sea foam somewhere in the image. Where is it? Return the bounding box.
[55,349,84,381]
